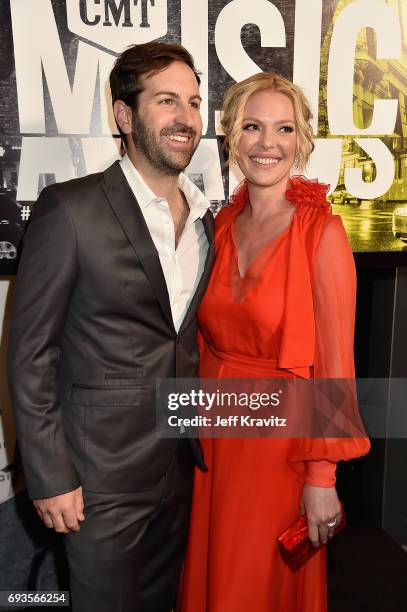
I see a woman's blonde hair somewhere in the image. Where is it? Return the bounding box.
[220,72,314,171]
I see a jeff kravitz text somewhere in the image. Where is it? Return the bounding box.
[166,389,287,432]
[168,414,287,429]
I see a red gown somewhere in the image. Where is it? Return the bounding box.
[179,177,370,612]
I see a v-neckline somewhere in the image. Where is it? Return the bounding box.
[231,212,295,280]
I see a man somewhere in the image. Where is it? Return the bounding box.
[7,42,214,612]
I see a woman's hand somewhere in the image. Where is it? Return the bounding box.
[300,484,342,547]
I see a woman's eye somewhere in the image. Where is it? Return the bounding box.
[243,123,259,131]
[279,125,294,133]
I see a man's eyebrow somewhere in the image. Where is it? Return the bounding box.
[154,91,202,102]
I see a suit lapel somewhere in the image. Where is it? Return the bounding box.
[101,161,175,330]
[178,209,215,335]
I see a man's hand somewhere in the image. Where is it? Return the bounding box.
[300,484,341,547]
[33,486,85,534]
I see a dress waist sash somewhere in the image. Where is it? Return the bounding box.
[205,343,281,377]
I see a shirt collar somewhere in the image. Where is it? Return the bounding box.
[120,154,209,220]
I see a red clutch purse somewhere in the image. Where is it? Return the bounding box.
[278,502,346,572]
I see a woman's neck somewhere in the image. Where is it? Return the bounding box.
[245,175,292,223]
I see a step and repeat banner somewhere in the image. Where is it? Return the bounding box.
[0,0,406,502]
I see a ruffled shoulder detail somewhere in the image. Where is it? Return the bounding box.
[286,176,331,211]
[229,179,249,211]
[214,180,248,244]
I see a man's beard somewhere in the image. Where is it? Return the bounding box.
[131,116,198,176]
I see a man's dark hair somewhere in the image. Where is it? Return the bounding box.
[110,41,201,109]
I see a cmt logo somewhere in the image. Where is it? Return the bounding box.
[67,0,167,53]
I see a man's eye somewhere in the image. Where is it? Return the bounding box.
[243,123,258,131]
[190,101,200,109]
[159,98,174,105]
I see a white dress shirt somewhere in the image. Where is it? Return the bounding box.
[120,154,210,332]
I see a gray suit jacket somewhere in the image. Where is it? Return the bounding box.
[7,161,214,499]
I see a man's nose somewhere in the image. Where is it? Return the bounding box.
[175,101,194,128]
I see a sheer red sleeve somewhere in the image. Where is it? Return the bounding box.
[293,215,370,486]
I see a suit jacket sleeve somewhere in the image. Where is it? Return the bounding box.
[7,185,80,500]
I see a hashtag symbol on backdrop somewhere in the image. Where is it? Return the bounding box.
[21,206,31,221]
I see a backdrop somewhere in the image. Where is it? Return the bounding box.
[0,0,407,593]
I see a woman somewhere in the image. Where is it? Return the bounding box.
[179,73,370,612]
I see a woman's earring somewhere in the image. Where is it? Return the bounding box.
[294,153,300,170]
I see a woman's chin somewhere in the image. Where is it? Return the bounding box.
[245,170,291,189]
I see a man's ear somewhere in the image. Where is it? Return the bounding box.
[113,100,132,136]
